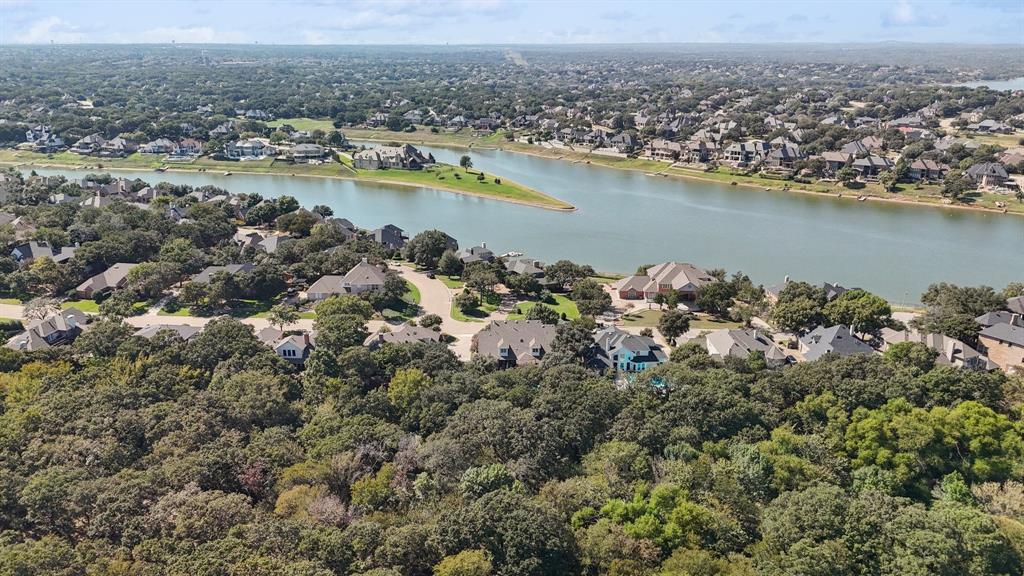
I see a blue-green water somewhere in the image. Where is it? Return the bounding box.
[27,144,1024,302]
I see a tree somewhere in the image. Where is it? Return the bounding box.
[836,166,857,185]
[525,303,560,325]
[316,295,374,320]
[822,289,892,336]
[942,169,970,200]
[438,249,464,277]
[454,290,480,314]
[434,550,493,576]
[403,230,454,269]
[571,279,611,317]
[312,204,333,217]
[770,297,823,334]
[23,297,60,320]
[460,155,473,172]
[878,170,897,192]
[545,260,593,291]
[267,303,300,330]
[695,281,736,316]
[657,309,692,345]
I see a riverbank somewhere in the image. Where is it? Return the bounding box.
[343,127,1024,217]
[0,148,575,212]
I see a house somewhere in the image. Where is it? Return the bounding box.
[966,119,1014,134]
[225,139,271,160]
[10,241,77,264]
[852,155,894,177]
[233,230,289,254]
[178,138,204,156]
[978,319,1024,373]
[192,263,255,284]
[70,134,106,155]
[724,140,769,165]
[799,325,875,361]
[457,244,495,264]
[840,137,883,156]
[704,328,790,367]
[257,327,315,364]
[471,320,556,368]
[880,327,996,371]
[613,262,718,303]
[907,159,949,182]
[352,144,432,170]
[30,133,65,153]
[100,137,137,158]
[1008,296,1024,315]
[587,327,668,374]
[140,138,179,155]
[364,323,444,350]
[821,151,853,174]
[306,258,388,300]
[291,143,327,163]
[965,162,1009,188]
[646,139,684,161]
[764,145,803,170]
[373,224,407,250]
[210,120,236,137]
[609,132,639,153]
[6,308,89,351]
[684,140,717,163]
[975,310,1022,328]
[75,263,139,299]
[505,257,546,278]
[133,324,203,341]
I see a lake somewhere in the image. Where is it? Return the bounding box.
[957,77,1024,91]
[27,143,1024,303]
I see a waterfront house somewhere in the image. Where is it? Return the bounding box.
[70,134,106,155]
[821,151,853,174]
[724,140,769,166]
[505,257,546,278]
[457,244,495,264]
[75,262,139,299]
[880,327,996,371]
[290,143,327,163]
[100,137,137,158]
[225,139,272,160]
[852,155,894,177]
[907,159,949,182]
[587,326,668,374]
[178,138,204,156]
[141,138,179,155]
[978,319,1024,373]
[646,139,684,161]
[613,262,718,303]
[965,162,1009,188]
[471,320,556,368]
[799,325,875,361]
[373,224,407,250]
[704,328,790,367]
[353,144,432,170]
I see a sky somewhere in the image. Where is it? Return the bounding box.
[1,0,1022,45]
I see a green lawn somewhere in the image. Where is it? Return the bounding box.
[450,300,499,322]
[620,308,741,330]
[507,295,580,321]
[267,117,338,132]
[620,309,663,327]
[590,274,624,285]
[436,275,465,289]
[62,300,100,313]
[159,298,274,318]
[690,317,743,330]
[0,298,23,305]
[403,280,421,305]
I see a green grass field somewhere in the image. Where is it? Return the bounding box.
[620,309,663,327]
[403,281,421,305]
[506,295,580,321]
[267,117,338,132]
[450,300,499,322]
[61,300,100,313]
[436,275,465,289]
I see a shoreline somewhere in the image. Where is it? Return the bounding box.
[347,132,1024,218]
[1,158,576,213]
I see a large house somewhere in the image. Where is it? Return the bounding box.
[373,224,407,250]
[471,320,556,368]
[978,316,1024,374]
[587,327,668,374]
[133,324,203,341]
[257,327,315,364]
[306,258,388,300]
[965,162,1009,188]
[140,138,179,155]
[852,155,894,177]
[799,325,874,361]
[457,244,495,264]
[10,241,77,265]
[75,262,139,299]
[225,139,273,160]
[364,323,444,350]
[613,262,718,303]
[880,327,996,371]
[6,308,89,352]
[192,263,255,284]
[907,159,949,182]
[70,134,107,155]
[291,143,328,163]
[704,328,790,367]
[353,144,432,170]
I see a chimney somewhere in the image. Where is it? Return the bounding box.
[361,257,368,264]
[65,314,76,329]
[481,241,487,249]
[1012,313,1023,328]
[783,275,790,283]
[303,333,310,347]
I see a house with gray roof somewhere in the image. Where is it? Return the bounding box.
[457,244,495,264]
[192,263,255,284]
[978,319,1024,374]
[353,144,432,170]
[257,326,315,364]
[364,323,443,350]
[799,325,875,361]
[75,262,139,299]
[471,320,556,368]
[613,262,718,303]
[10,241,77,265]
[6,308,89,352]
[965,162,1009,188]
[133,324,203,341]
[704,328,790,367]
[587,327,668,374]
[880,327,996,371]
[373,224,407,250]
[307,259,388,300]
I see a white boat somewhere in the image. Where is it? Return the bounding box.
[223,171,232,176]
[501,251,524,258]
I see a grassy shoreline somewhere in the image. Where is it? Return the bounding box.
[0,148,575,212]
[343,126,1024,217]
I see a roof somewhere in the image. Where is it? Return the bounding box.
[966,162,1008,179]
[590,327,667,368]
[980,322,1024,347]
[705,328,788,362]
[341,259,388,287]
[472,320,556,365]
[364,323,443,349]
[800,325,874,361]
[133,324,203,340]
[1008,296,1024,315]
[76,262,138,295]
[615,262,717,295]
[192,263,255,283]
[7,308,89,351]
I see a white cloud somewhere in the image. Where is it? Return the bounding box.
[882,0,947,27]
[11,16,85,43]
